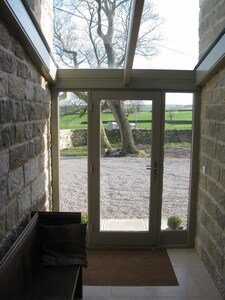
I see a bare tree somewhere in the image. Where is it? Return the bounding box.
[54,0,163,155]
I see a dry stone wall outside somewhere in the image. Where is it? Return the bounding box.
[0,16,52,258]
[196,0,225,298]
[60,129,192,149]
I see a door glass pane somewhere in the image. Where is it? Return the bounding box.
[59,91,88,217]
[100,100,152,231]
[161,93,193,230]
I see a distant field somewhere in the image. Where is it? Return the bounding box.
[60,110,192,130]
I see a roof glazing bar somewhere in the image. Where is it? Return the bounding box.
[124,0,144,86]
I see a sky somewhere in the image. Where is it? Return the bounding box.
[135,0,199,105]
[165,92,193,105]
[133,0,199,70]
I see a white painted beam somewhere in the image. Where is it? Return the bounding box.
[55,69,197,91]
[124,0,145,86]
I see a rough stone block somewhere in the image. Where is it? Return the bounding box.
[34,85,44,102]
[27,103,39,121]
[43,103,50,118]
[24,157,39,185]
[21,102,29,121]
[31,172,45,203]
[0,48,16,74]
[0,176,7,210]
[15,41,25,59]
[211,161,220,182]
[2,124,15,147]
[15,124,25,143]
[35,137,44,155]
[33,121,45,137]
[43,89,51,104]
[208,121,217,138]
[0,98,12,124]
[8,75,26,100]
[9,143,30,170]
[219,230,225,249]
[29,140,36,159]
[204,138,216,158]
[219,166,225,188]
[215,250,224,273]
[0,210,5,240]
[8,167,24,198]
[12,100,22,122]
[17,185,31,218]
[213,183,225,207]
[217,143,225,164]
[5,199,18,231]
[25,81,35,101]
[203,194,216,219]
[215,270,225,300]
[215,105,225,121]
[217,67,225,87]
[0,20,11,48]
[214,206,225,230]
[17,61,29,79]
[24,123,33,140]
[0,71,8,97]
[214,21,225,40]
[0,149,9,177]
[216,123,225,142]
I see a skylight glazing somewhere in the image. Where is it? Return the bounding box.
[53,0,132,69]
[133,0,199,70]
[53,0,199,70]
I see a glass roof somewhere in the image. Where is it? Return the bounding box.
[133,0,199,70]
[53,0,199,70]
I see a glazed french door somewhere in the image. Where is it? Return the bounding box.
[89,91,162,247]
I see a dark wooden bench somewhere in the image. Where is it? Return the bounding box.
[0,212,87,300]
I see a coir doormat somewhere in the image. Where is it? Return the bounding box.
[83,249,178,286]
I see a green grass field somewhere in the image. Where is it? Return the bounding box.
[60,110,192,130]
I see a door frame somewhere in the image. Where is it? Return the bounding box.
[51,69,199,248]
[88,90,163,248]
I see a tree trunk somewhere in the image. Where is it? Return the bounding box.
[101,122,111,150]
[107,100,139,155]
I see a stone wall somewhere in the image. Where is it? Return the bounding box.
[199,0,225,58]
[60,129,192,149]
[0,17,52,258]
[196,0,225,298]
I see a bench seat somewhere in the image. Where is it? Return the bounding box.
[27,265,82,300]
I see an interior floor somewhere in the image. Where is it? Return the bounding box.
[83,248,222,300]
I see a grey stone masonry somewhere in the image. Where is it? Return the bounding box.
[0,17,52,259]
[196,68,225,299]
[199,0,225,58]
[196,64,225,299]
[197,1,225,298]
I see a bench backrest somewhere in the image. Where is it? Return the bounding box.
[0,213,41,300]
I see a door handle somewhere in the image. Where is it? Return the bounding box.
[146,162,157,179]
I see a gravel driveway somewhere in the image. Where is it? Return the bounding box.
[60,149,191,229]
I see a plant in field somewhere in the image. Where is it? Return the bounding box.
[81,213,88,224]
[167,215,182,230]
